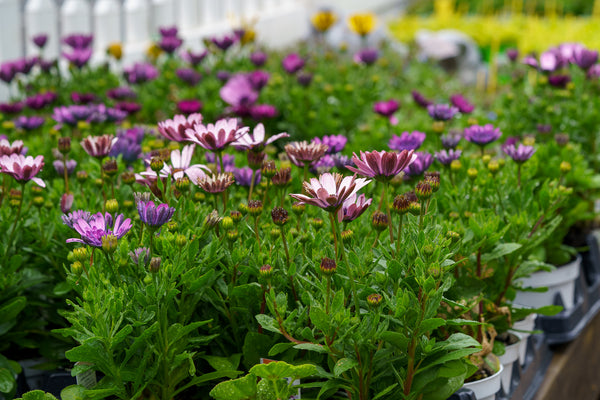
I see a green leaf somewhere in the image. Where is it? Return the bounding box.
[53,281,72,296]
[372,383,398,400]
[60,385,86,400]
[482,243,522,263]
[268,342,296,357]
[333,358,358,377]
[250,361,317,380]
[209,373,257,400]
[202,355,237,372]
[0,368,15,393]
[293,343,327,353]
[381,331,409,352]
[309,307,329,332]
[15,390,59,400]
[255,314,281,335]
[0,296,27,323]
[419,318,446,334]
[242,332,273,370]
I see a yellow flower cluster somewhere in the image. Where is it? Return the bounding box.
[389,0,600,54]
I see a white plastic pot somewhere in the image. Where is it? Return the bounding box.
[511,311,537,366]
[498,335,521,394]
[463,355,504,400]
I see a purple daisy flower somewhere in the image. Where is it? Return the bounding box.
[137,200,175,229]
[53,159,77,175]
[233,166,261,187]
[282,53,305,74]
[248,70,270,91]
[62,48,93,69]
[312,134,347,154]
[14,116,45,131]
[503,143,535,163]
[181,49,208,66]
[353,48,379,65]
[427,104,459,121]
[211,34,237,51]
[124,63,159,84]
[62,210,93,229]
[32,34,48,49]
[404,152,433,177]
[411,90,433,108]
[389,131,426,151]
[158,36,183,54]
[66,212,132,248]
[435,149,462,165]
[441,131,462,149]
[250,51,267,67]
[250,104,278,120]
[450,94,474,114]
[464,124,502,147]
[176,68,202,86]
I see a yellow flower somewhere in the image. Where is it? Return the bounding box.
[146,43,162,61]
[311,10,337,33]
[348,13,376,37]
[240,28,256,45]
[106,42,123,60]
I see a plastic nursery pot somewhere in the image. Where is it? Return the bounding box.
[510,311,537,366]
[497,333,521,395]
[514,254,582,311]
[462,354,503,400]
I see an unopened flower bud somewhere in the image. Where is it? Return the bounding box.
[467,168,478,180]
[121,171,136,185]
[310,218,324,229]
[221,216,234,230]
[481,154,491,165]
[94,178,103,187]
[271,207,289,226]
[123,200,134,210]
[320,257,337,276]
[248,151,266,170]
[33,196,45,207]
[76,170,88,183]
[432,121,445,133]
[106,199,119,214]
[58,137,71,154]
[423,244,435,255]
[260,264,273,278]
[101,234,118,253]
[238,202,248,214]
[9,199,20,208]
[415,180,433,201]
[408,202,421,216]
[73,247,89,262]
[150,156,164,172]
[261,160,277,179]
[487,160,499,175]
[31,185,43,194]
[248,200,263,216]
[292,202,305,216]
[149,257,161,273]
[341,229,353,241]
[176,234,187,248]
[193,192,205,203]
[367,293,383,307]
[226,229,239,241]
[269,227,280,239]
[523,136,535,146]
[555,133,569,146]
[392,194,410,214]
[77,121,90,131]
[446,231,460,242]
[449,211,459,219]
[167,221,178,230]
[450,160,462,172]
[71,261,83,275]
[175,176,190,192]
[230,210,242,223]
[272,167,291,187]
[102,159,118,177]
[371,211,389,231]
[204,210,221,228]
[560,161,571,174]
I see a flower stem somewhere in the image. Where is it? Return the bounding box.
[63,158,70,193]
[384,182,394,244]
[395,214,404,258]
[248,169,256,202]
[7,183,25,248]
[280,226,297,302]
[335,215,360,315]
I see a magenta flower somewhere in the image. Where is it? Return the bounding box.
[186,118,249,152]
[107,87,137,100]
[62,48,93,69]
[389,131,426,151]
[337,193,372,222]
[81,134,116,159]
[159,26,178,37]
[164,144,210,182]
[404,152,433,177]
[464,124,502,147]
[248,70,270,91]
[312,135,347,154]
[573,48,598,70]
[158,36,183,54]
[233,166,261,187]
[450,94,474,114]
[176,68,202,86]
[211,34,237,51]
[181,49,208,66]
[0,102,24,115]
[157,113,203,142]
[66,212,132,248]
[62,210,92,229]
[32,34,48,49]
[124,63,159,84]
[233,123,289,152]
[373,99,400,125]
[63,34,93,49]
[290,172,371,213]
[441,132,462,149]
[282,53,305,74]
[503,143,536,163]
[411,90,433,108]
[137,199,175,228]
[285,141,329,167]
[14,116,45,131]
[53,159,77,175]
[506,48,519,62]
[0,139,24,156]
[435,149,462,165]
[61,193,74,214]
[0,154,45,187]
[548,74,571,88]
[427,104,459,121]
[250,104,278,120]
[177,99,202,114]
[250,51,268,67]
[346,150,416,182]
[220,73,258,111]
[353,48,379,65]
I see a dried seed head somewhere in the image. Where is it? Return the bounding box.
[149,257,161,273]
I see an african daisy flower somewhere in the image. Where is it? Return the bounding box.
[157,113,203,142]
[503,143,536,163]
[337,193,372,222]
[0,154,45,187]
[197,173,235,193]
[346,150,416,182]
[137,199,175,228]
[290,172,370,213]
[285,141,329,167]
[185,118,249,153]
[81,134,115,159]
[66,212,132,248]
[163,144,210,182]
[464,124,502,152]
[0,139,24,156]
[233,123,289,152]
[388,131,426,151]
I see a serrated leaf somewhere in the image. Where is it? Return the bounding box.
[333,358,357,377]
